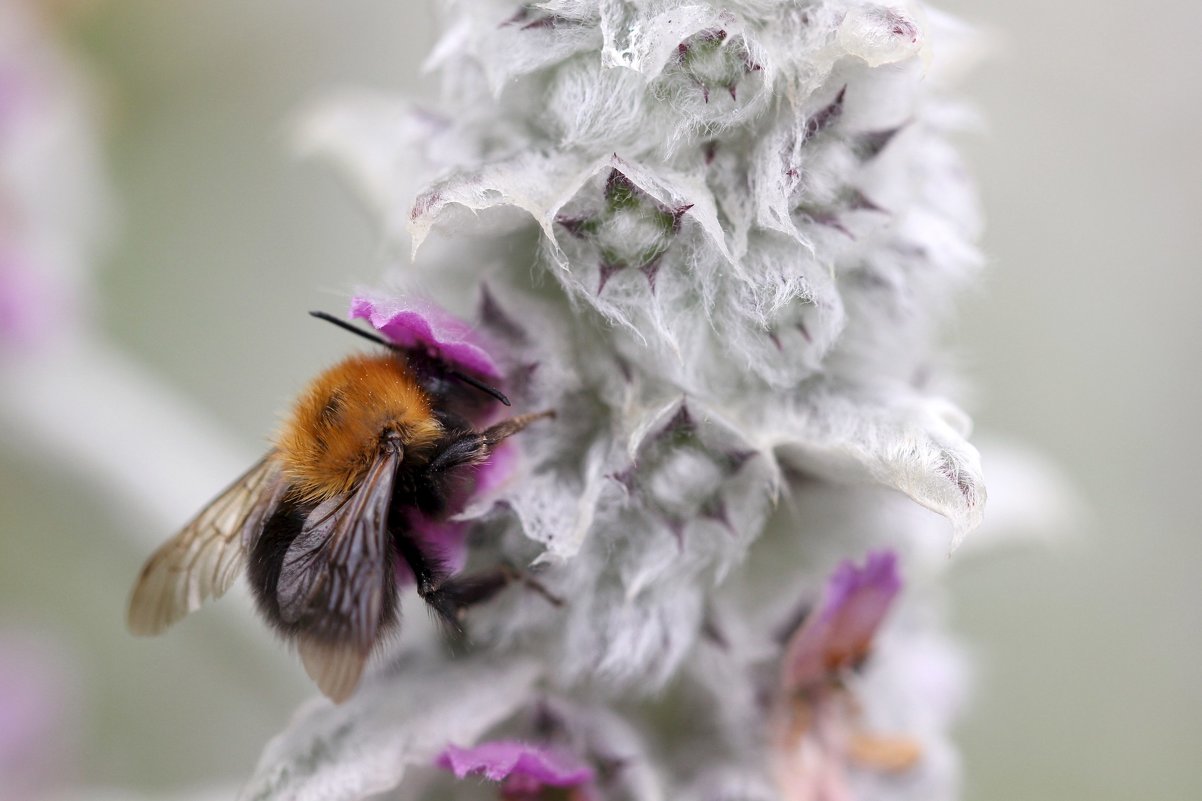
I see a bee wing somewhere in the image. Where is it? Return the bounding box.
[276,443,402,701]
[127,453,287,636]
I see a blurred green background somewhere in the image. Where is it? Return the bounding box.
[1,0,1198,797]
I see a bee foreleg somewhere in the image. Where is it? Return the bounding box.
[478,410,556,447]
[421,569,512,628]
[426,410,556,477]
[424,563,564,623]
[392,525,449,598]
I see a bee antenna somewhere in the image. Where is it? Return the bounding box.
[309,310,512,407]
[308,310,397,350]
[446,369,511,407]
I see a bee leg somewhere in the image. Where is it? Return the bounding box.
[391,525,449,601]
[424,563,564,625]
[503,566,565,608]
[421,569,512,628]
[477,409,556,446]
[426,410,556,475]
[415,411,555,519]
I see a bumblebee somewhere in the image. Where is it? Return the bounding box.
[128,312,551,701]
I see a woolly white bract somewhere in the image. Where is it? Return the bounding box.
[264,2,992,799]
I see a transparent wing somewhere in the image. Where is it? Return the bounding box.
[127,453,286,636]
[277,443,401,701]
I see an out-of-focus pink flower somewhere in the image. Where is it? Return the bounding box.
[0,3,108,351]
[0,633,75,801]
[781,551,902,693]
[0,63,29,133]
[0,251,56,344]
[437,740,597,800]
[351,295,501,380]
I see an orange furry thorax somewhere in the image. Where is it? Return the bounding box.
[274,354,443,501]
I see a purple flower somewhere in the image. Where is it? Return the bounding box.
[473,438,521,497]
[394,441,522,586]
[781,551,902,693]
[437,740,597,799]
[770,553,925,799]
[396,509,469,585]
[350,295,502,381]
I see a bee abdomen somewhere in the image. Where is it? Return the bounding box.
[247,496,400,642]
[247,497,308,637]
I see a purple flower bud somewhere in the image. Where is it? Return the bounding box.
[781,551,902,693]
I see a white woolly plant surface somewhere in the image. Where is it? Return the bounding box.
[266,2,991,800]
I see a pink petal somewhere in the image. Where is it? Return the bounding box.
[437,740,595,788]
[473,439,521,500]
[782,551,902,693]
[350,295,501,380]
[392,442,522,585]
[395,509,469,586]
